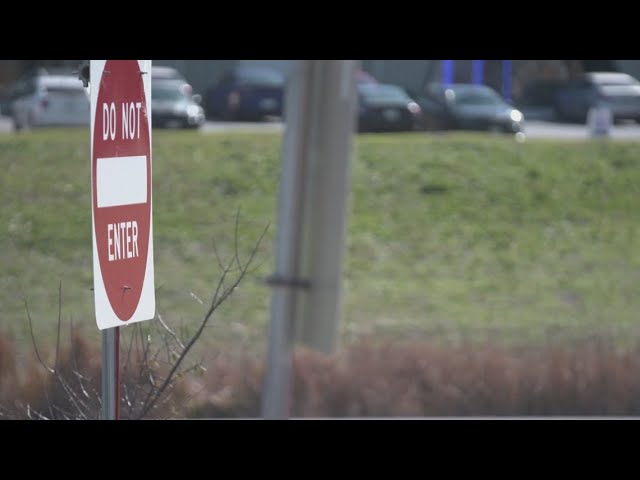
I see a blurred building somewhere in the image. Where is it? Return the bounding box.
[358,60,631,102]
[153,60,638,103]
[2,60,640,107]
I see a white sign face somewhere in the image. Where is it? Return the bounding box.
[90,60,155,330]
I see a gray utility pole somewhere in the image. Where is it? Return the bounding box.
[262,60,359,420]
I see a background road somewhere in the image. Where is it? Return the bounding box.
[203,119,640,140]
[2,114,640,140]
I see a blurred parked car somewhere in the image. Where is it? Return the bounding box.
[553,72,640,123]
[151,79,205,129]
[519,79,565,108]
[152,66,195,98]
[357,83,424,132]
[0,84,12,116]
[152,65,188,83]
[203,66,285,121]
[10,73,90,130]
[416,83,524,134]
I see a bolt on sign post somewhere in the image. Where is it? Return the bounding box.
[90,60,155,419]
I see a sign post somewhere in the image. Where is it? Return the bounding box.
[90,60,155,419]
[101,327,119,419]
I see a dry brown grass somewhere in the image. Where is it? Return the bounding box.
[0,330,198,419]
[190,338,640,418]
[3,331,640,418]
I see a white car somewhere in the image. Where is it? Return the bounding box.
[11,73,90,130]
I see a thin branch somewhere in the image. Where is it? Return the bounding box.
[211,240,229,295]
[24,297,54,374]
[52,374,88,419]
[132,324,154,408]
[157,310,185,350]
[178,361,206,378]
[69,317,91,401]
[189,291,205,306]
[44,282,92,419]
[43,382,55,420]
[51,405,72,421]
[135,323,145,364]
[148,335,166,370]
[27,405,50,420]
[54,281,62,373]
[123,323,137,374]
[123,324,146,414]
[211,235,227,273]
[136,330,161,414]
[159,324,173,365]
[245,250,271,276]
[122,383,133,412]
[135,221,269,419]
[234,208,242,273]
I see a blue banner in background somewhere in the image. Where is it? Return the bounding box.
[442,60,455,85]
[502,60,512,102]
[472,60,484,85]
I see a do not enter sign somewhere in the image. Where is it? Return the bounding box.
[91,60,155,329]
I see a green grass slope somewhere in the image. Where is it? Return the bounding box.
[1,129,639,351]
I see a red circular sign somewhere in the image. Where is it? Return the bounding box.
[92,60,151,321]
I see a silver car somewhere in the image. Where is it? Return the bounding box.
[553,72,640,123]
[10,73,90,130]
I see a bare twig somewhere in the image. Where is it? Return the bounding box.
[24,297,54,374]
[157,310,185,350]
[122,323,137,377]
[189,292,205,306]
[211,236,227,274]
[55,281,62,373]
[135,220,269,419]
[27,404,50,420]
[52,374,88,419]
[69,317,91,401]
[234,208,242,273]
[122,325,146,417]
[14,214,268,420]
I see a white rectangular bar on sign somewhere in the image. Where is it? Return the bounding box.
[96,155,147,208]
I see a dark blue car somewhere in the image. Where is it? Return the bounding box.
[203,66,285,121]
[416,83,524,133]
[553,72,640,123]
[357,83,424,132]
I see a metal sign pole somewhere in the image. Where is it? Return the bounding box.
[84,60,153,420]
[82,61,120,421]
[101,326,119,420]
[81,61,119,421]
